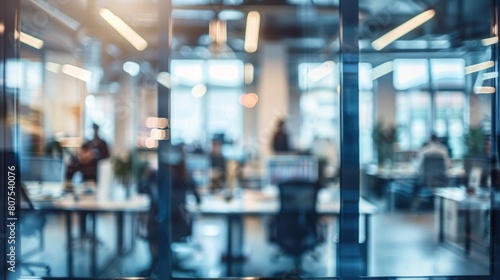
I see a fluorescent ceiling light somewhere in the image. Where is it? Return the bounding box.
[245,11,260,53]
[61,64,92,83]
[20,32,44,49]
[30,0,80,31]
[482,72,498,80]
[465,61,494,75]
[0,23,4,34]
[244,63,254,85]
[371,61,394,80]
[209,20,227,45]
[372,9,435,51]
[308,61,335,82]
[99,8,148,51]
[481,37,498,46]
[474,86,496,94]
[45,62,61,73]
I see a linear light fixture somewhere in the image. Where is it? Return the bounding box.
[45,62,61,73]
[308,61,335,82]
[371,61,394,80]
[465,61,495,75]
[474,86,496,94]
[481,36,499,46]
[30,0,80,31]
[99,8,148,51]
[209,19,227,45]
[20,31,44,49]
[372,9,435,51]
[482,72,498,80]
[245,11,260,53]
[61,64,92,83]
[0,23,4,34]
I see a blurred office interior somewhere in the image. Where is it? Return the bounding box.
[1,0,500,279]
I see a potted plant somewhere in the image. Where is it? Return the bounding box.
[463,126,487,157]
[111,151,148,199]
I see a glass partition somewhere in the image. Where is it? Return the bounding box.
[359,0,494,276]
[5,0,499,279]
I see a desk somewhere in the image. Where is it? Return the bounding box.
[30,195,149,277]
[186,187,377,276]
[434,187,490,255]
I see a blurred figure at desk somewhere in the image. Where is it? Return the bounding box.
[414,134,451,171]
[411,134,451,210]
[139,144,201,276]
[65,142,98,183]
[210,139,226,192]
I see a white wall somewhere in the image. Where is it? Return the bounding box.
[256,42,290,163]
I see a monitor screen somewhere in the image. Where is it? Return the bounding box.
[21,156,65,183]
[266,155,318,186]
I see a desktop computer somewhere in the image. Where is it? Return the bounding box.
[266,155,318,187]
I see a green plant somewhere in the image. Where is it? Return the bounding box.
[372,121,398,165]
[112,153,133,184]
[464,126,487,156]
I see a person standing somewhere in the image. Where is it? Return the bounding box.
[272,118,292,153]
[87,123,110,162]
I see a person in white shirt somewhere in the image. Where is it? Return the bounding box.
[413,134,451,172]
[411,134,451,210]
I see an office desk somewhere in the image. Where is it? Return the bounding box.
[186,187,377,276]
[31,195,150,277]
[434,187,490,255]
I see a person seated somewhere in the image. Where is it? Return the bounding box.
[139,144,201,276]
[65,142,98,185]
[411,134,451,210]
[209,140,226,192]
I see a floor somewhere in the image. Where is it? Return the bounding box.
[19,209,490,278]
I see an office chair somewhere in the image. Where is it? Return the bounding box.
[391,154,448,211]
[410,154,448,210]
[19,185,51,276]
[268,180,325,274]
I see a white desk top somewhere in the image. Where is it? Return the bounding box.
[434,187,491,210]
[33,194,150,212]
[187,187,377,215]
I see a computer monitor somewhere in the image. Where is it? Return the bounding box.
[266,155,318,186]
[20,156,65,183]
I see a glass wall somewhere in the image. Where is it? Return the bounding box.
[359,0,494,277]
[2,0,498,279]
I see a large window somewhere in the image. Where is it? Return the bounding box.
[170,59,244,144]
[394,58,466,156]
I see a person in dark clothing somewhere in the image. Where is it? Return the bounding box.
[65,142,98,182]
[139,145,201,276]
[87,123,109,162]
[272,118,292,153]
[209,140,226,192]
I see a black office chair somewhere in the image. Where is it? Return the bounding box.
[19,185,51,276]
[269,180,325,274]
[390,153,448,211]
[411,154,448,210]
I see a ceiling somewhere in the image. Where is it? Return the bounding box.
[19,0,492,80]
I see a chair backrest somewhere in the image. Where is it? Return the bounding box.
[420,153,448,187]
[278,180,319,214]
[274,180,321,255]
